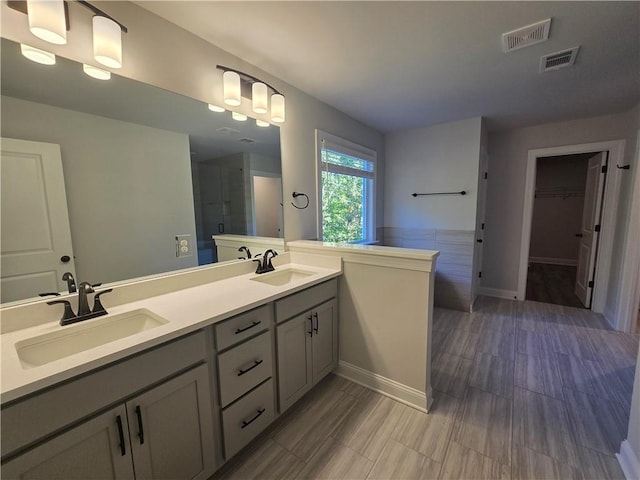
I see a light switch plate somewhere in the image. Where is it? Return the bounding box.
[175,234,192,258]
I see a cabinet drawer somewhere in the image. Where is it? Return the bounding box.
[275,279,337,323]
[222,379,274,459]
[218,332,273,407]
[215,304,271,351]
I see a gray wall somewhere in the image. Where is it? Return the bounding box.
[484,106,639,321]
[0,1,385,243]
[2,96,198,284]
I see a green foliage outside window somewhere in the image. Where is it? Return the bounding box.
[321,170,365,242]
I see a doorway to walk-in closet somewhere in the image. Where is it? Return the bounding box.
[526,151,607,308]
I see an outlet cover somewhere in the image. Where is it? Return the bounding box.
[175,234,192,258]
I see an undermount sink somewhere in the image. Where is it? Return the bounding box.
[250,268,315,286]
[15,309,169,369]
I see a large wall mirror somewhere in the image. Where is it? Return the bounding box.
[1,38,283,304]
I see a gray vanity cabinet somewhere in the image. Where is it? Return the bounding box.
[2,405,134,479]
[275,280,338,412]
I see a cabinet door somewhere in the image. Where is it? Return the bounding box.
[127,364,216,480]
[2,405,134,480]
[311,299,338,385]
[276,312,313,412]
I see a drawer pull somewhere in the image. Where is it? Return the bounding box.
[135,405,145,445]
[241,408,266,429]
[313,312,319,334]
[116,415,126,456]
[235,320,261,334]
[238,359,263,376]
[308,314,313,337]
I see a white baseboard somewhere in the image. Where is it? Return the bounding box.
[529,257,578,266]
[617,440,640,480]
[334,361,431,413]
[478,287,518,300]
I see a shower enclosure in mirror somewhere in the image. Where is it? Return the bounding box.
[0,38,283,304]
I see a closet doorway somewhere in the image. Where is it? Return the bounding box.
[525,152,604,308]
[517,140,626,314]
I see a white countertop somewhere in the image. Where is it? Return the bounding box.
[287,240,439,261]
[1,253,341,404]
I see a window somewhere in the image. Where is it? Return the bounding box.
[316,130,376,243]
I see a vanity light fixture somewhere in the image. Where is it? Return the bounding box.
[26,0,67,45]
[256,119,270,127]
[83,63,111,80]
[208,104,226,113]
[10,0,128,68]
[217,65,285,123]
[20,43,56,65]
[223,71,242,106]
[231,112,248,122]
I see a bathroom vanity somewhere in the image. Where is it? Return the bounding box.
[0,253,341,479]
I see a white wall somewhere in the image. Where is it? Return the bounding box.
[0,1,385,243]
[484,107,639,316]
[529,155,589,264]
[1,96,198,284]
[384,117,482,230]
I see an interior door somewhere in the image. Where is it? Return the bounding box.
[252,175,283,237]
[575,151,608,307]
[471,147,489,307]
[1,138,76,303]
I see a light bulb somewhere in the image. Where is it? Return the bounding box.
[223,71,241,106]
[27,0,67,45]
[83,64,111,80]
[271,94,285,123]
[208,104,225,113]
[20,43,56,65]
[252,82,268,114]
[232,112,247,122]
[93,16,122,69]
[256,119,270,127]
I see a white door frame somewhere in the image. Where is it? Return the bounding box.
[517,140,626,314]
[616,131,640,332]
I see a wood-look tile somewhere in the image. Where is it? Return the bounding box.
[516,329,554,356]
[296,436,374,480]
[431,352,473,399]
[468,352,514,398]
[433,309,463,332]
[514,353,563,399]
[441,327,480,359]
[392,393,460,463]
[439,441,510,480]
[556,352,618,400]
[512,388,577,465]
[451,387,511,465]
[367,439,441,479]
[214,437,305,480]
[273,389,358,462]
[569,444,627,480]
[548,328,596,360]
[512,443,584,480]
[589,330,638,368]
[330,391,384,443]
[563,387,629,456]
[476,326,515,360]
[333,394,406,461]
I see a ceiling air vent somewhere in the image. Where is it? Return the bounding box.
[216,127,240,135]
[540,46,580,72]
[239,138,257,144]
[501,18,551,53]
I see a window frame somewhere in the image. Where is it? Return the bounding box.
[315,129,377,244]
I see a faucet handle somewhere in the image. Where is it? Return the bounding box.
[47,300,76,324]
[92,289,113,314]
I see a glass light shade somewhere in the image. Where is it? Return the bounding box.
[27,0,67,45]
[256,119,270,127]
[271,93,285,123]
[208,104,225,113]
[252,82,268,114]
[83,64,111,80]
[93,16,122,69]
[20,43,56,65]
[231,112,247,122]
[223,71,241,106]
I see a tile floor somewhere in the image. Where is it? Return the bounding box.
[213,297,638,480]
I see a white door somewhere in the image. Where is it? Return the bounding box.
[1,138,76,303]
[252,175,283,237]
[575,152,608,307]
[471,147,489,307]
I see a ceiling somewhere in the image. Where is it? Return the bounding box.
[136,1,639,134]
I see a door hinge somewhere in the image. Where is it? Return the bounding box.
[594,224,601,232]
[484,172,488,180]
[588,280,594,288]
[481,222,485,230]
[478,271,482,278]
[601,165,608,173]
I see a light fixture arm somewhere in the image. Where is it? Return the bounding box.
[77,1,128,33]
[216,64,282,96]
